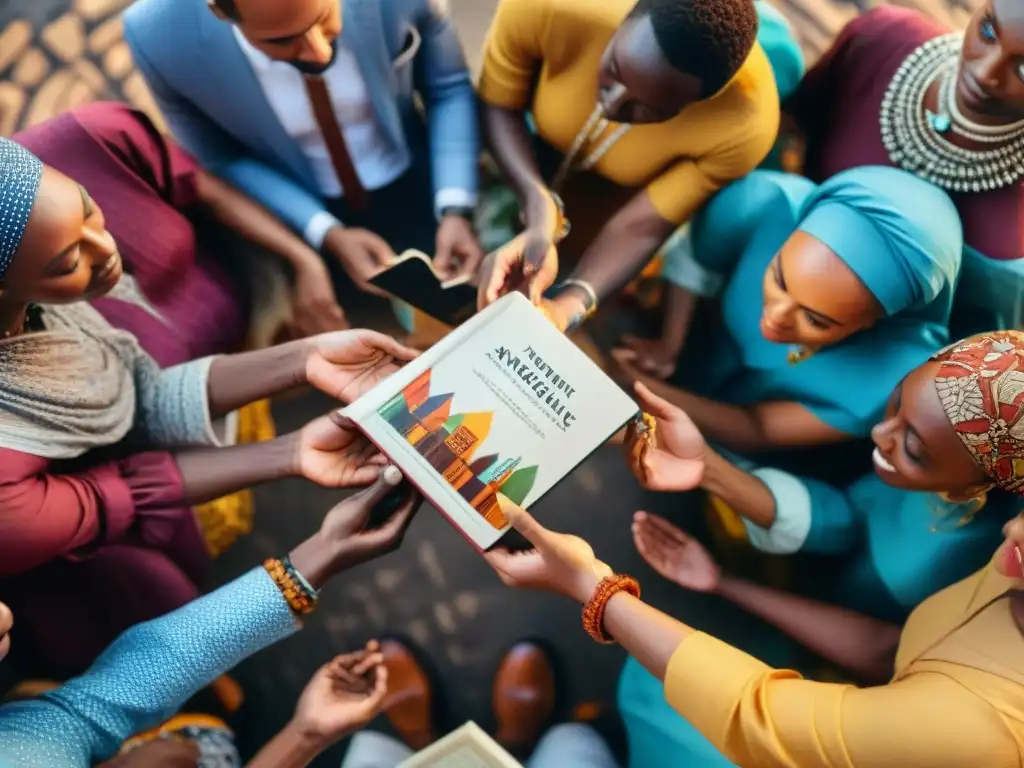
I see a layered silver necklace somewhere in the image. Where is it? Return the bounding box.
[879,33,1024,193]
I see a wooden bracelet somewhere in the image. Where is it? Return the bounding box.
[582,574,641,645]
[264,558,318,616]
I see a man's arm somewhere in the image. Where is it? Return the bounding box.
[415,0,480,216]
[123,21,334,247]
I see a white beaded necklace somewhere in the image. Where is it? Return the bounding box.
[879,33,1024,193]
[550,104,632,194]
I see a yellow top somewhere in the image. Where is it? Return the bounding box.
[665,560,1024,766]
[477,0,780,225]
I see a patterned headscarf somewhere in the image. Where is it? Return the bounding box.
[932,331,1024,494]
[0,137,43,279]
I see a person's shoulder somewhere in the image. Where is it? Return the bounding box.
[531,0,631,35]
[841,6,947,49]
[709,44,781,161]
[124,0,205,38]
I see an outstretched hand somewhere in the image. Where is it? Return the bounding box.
[290,641,388,745]
[632,512,720,593]
[306,330,419,404]
[483,502,613,604]
[625,382,705,492]
[476,231,559,310]
[295,410,387,488]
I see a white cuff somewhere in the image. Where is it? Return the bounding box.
[658,224,724,297]
[434,188,478,221]
[304,211,343,250]
[741,468,813,554]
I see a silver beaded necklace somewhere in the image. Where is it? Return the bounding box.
[879,33,1024,193]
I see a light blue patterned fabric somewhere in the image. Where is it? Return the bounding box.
[0,137,43,279]
[0,568,299,767]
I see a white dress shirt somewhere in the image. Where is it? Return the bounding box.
[234,28,409,247]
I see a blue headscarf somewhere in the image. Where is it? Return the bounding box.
[795,166,963,322]
[0,137,43,280]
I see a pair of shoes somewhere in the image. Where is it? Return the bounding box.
[380,639,555,754]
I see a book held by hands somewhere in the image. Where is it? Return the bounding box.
[343,292,639,550]
[369,250,477,327]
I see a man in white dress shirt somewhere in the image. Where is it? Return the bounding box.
[124,0,483,312]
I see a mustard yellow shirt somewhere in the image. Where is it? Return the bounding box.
[665,561,1024,766]
[477,0,780,225]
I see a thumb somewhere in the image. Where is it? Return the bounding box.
[633,381,680,422]
[501,502,551,550]
[342,465,405,515]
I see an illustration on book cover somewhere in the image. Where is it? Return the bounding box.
[378,367,540,531]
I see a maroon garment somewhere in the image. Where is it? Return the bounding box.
[787,6,1022,264]
[0,103,256,678]
[14,101,249,361]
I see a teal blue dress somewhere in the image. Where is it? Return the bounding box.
[619,167,967,767]
[681,166,962,441]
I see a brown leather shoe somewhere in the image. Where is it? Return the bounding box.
[380,639,435,750]
[492,641,555,753]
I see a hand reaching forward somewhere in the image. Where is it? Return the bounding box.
[483,502,613,604]
[306,330,419,404]
[625,381,706,492]
[632,512,720,593]
[476,231,559,310]
[295,411,386,488]
[290,642,388,746]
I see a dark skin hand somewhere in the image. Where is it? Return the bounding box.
[477,10,700,318]
[97,740,200,768]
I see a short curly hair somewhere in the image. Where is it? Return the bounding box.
[210,0,240,20]
[631,0,759,98]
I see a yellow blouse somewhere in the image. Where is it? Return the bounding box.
[476,0,780,226]
[665,561,1024,766]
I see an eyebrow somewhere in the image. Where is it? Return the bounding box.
[44,186,90,274]
[775,256,844,326]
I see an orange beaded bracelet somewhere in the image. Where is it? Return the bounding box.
[263,558,317,616]
[582,574,641,645]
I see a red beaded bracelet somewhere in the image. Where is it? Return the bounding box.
[582,574,641,645]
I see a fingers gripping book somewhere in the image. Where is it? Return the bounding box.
[343,293,639,550]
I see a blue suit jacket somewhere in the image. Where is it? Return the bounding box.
[123,0,480,237]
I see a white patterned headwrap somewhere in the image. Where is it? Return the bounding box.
[0,137,43,280]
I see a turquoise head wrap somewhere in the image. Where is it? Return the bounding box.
[796,166,963,320]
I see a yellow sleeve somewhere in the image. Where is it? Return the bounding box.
[476,0,552,110]
[646,115,776,225]
[665,633,1018,768]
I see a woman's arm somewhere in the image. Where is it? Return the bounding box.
[0,476,419,768]
[0,450,185,577]
[636,379,848,451]
[715,576,901,684]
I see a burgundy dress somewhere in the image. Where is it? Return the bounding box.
[0,103,250,679]
[787,7,1024,337]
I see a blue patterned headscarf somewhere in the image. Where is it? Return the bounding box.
[0,137,44,280]
[796,166,963,322]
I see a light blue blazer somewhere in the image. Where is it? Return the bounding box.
[123,0,480,238]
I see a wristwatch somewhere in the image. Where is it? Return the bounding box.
[440,205,475,220]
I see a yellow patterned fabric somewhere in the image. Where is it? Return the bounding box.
[193,399,275,558]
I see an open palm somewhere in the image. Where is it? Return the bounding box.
[632,512,720,592]
[297,412,386,488]
[307,330,419,404]
[625,381,706,491]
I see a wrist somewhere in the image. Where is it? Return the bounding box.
[714,574,741,599]
[574,562,614,604]
[288,531,337,592]
[283,719,333,755]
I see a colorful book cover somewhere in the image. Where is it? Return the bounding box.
[344,293,638,550]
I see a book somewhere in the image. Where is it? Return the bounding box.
[398,722,522,767]
[370,250,477,327]
[343,292,639,551]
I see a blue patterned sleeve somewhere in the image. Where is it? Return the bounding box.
[0,568,299,768]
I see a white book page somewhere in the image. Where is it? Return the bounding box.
[397,722,522,767]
